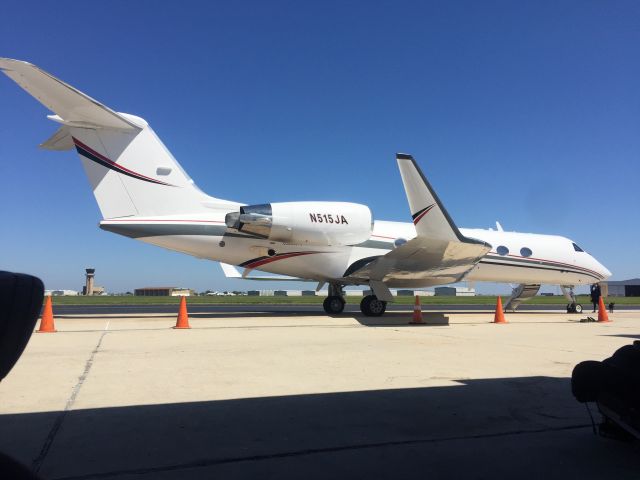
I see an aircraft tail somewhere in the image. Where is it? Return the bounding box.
[0,58,236,219]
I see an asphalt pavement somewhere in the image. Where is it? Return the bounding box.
[50,302,640,315]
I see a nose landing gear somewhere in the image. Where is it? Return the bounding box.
[561,285,583,313]
[567,303,583,313]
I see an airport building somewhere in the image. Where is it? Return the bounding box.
[244,289,436,297]
[134,287,193,297]
[81,268,106,295]
[434,286,476,296]
[606,279,640,297]
[396,289,436,297]
[45,289,79,296]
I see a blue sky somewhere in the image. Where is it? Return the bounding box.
[1,1,638,294]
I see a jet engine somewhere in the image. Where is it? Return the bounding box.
[225,202,372,246]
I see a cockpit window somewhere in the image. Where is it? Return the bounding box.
[572,242,584,252]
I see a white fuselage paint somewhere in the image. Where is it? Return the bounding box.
[0,58,611,294]
[100,214,611,288]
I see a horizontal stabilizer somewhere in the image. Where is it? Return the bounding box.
[0,58,141,130]
[40,126,74,151]
[219,263,312,282]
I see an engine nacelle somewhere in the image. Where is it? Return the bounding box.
[225,202,372,246]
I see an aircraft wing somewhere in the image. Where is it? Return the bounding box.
[0,58,141,130]
[342,154,491,297]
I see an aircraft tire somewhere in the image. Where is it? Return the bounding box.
[323,296,345,315]
[360,295,386,317]
[575,303,583,313]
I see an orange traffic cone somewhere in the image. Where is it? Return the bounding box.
[409,295,425,324]
[173,296,191,329]
[597,296,610,323]
[37,296,57,333]
[493,296,507,324]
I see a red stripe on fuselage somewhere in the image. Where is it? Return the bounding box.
[244,251,319,269]
[487,253,603,278]
[73,137,174,186]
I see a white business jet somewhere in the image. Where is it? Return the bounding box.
[0,59,611,316]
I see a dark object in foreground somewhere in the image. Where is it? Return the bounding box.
[0,271,44,381]
[572,342,640,440]
[0,271,45,479]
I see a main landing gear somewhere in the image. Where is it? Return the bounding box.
[322,285,388,317]
[323,283,345,315]
[360,295,387,317]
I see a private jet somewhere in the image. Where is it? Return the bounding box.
[0,58,611,316]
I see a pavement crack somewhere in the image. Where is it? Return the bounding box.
[50,423,590,480]
[32,330,109,473]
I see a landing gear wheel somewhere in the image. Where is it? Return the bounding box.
[323,296,345,315]
[567,302,583,313]
[360,295,387,317]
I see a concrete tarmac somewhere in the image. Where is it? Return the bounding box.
[1,309,639,479]
[50,303,640,315]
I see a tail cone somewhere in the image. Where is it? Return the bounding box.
[37,296,57,333]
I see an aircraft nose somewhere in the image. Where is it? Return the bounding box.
[594,258,612,279]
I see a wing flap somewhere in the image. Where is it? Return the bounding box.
[345,237,489,285]
[0,58,140,130]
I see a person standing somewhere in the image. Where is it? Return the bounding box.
[590,283,601,313]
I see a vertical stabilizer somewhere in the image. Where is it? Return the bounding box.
[69,124,215,218]
[0,57,238,219]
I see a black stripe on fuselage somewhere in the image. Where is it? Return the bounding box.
[483,254,603,279]
[75,145,170,186]
[479,260,603,281]
[100,223,253,239]
[240,256,269,267]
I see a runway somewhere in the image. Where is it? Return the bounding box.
[50,302,640,316]
[1,309,639,479]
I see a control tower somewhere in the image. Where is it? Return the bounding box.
[84,268,95,296]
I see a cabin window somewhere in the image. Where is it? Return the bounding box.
[572,243,584,252]
[520,247,532,257]
[497,246,509,256]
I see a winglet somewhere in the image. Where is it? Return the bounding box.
[396,153,489,247]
